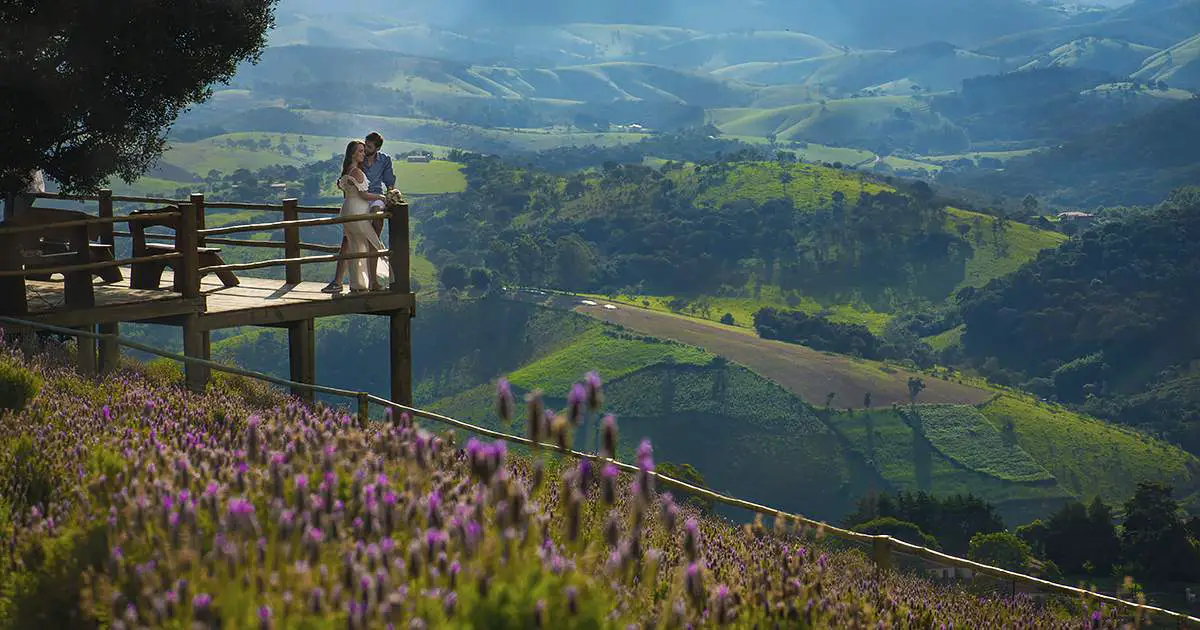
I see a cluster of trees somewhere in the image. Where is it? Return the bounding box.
[753,306,941,369]
[846,482,1200,584]
[956,188,1200,453]
[417,153,977,309]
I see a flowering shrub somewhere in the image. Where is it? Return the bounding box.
[0,342,1138,628]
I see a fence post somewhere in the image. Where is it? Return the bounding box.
[98,322,120,374]
[282,198,301,284]
[178,198,200,298]
[389,201,410,293]
[357,392,370,425]
[97,189,114,248]
[872,537,893,573]
[287,318,314,403]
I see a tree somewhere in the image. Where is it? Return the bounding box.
[469,267,492,290]
[1,0,279,194]
[907,376,926,405]
[1021,194,1040,216]
[1015,519,1048,557]
[719,312,736,326]
[1121,481,1199,581]
[968,531,1031,572]
[439,264,469,292]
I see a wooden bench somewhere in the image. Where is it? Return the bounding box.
[16,207,122,284]
[129,207,239,290]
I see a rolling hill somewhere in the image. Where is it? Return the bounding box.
[711,95,970,153]
[1133,32,1200,89]
[978,0,1200,57]
[645,31,842,70]
[714,43,1010,94]
[1017,36,1160,75]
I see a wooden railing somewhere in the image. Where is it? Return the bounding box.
[5,190,411,302]
[0,204,188,313]
[0,314,1196,628]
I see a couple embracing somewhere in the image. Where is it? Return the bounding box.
[322,131,397,294]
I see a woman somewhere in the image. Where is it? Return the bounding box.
[323,141,393,293]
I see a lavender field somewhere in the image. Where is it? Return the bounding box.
[0,341,1140,628]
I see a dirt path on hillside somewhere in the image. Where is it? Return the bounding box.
[504,290,993,408]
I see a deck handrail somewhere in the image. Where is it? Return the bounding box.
[196,211,391,236]
[0,313,1195,628]
[22,191,411,294]
[31,191,339,215]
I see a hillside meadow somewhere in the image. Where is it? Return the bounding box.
[0,340,1146,628]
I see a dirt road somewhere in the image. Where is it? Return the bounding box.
[505,289,993,408]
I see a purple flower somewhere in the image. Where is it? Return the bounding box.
[566,383,586,425]
[495,378,514,424]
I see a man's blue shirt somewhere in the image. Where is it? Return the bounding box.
[362,152,396,194]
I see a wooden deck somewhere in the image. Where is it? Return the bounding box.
[22,268,416,330]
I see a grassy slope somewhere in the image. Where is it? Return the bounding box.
[427,305,1199,524]
[946,207,1068,292]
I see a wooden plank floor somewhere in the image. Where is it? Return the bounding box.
[25,276,182,313]
[18,268,413,329]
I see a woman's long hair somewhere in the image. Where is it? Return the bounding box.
[341,140,364,176]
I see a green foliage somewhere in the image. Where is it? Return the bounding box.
[844,491,1005,556]
[0,0,278,193]
[440,263,470,291]
[655,462,714,512]
[1042,498,1120,576]
[961,191,1200,455]
[853,516,941,550]
[1120,481,1200,581]
[0,358,41,412]
[967,531,1031,572]
[1,435,58,515]
[907,405,1052,482]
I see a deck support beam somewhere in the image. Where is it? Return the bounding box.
[390,307,413,407]
[182,314,210,393]
[287,318,316,404]
[98,322,120,374]
[75,324,96,376]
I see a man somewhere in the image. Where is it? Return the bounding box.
[323,132,396,292]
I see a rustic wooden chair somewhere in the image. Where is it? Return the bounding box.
[19,207,122,283]
[129,206,239,291]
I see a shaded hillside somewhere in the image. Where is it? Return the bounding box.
[929,67,1168,146]
[978,0,1200,55]
[1133,32,1200,89]
[1017,36,1159,75]
[715,43,1009,94]
[712,96,971,154]
[237,45,754,107]
[646,31,841,70]
[956,188,1200,452]
[945,97,1200,206]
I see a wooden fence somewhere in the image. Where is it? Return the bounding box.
[0,314,1196,628]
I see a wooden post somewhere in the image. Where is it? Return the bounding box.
[97,189,114,248]
[63,224,94,309]
[192,192,206,248]
[282,198,301,284]
[357,392,370,425]
[872,537,893,573]
[98,322,119,374]
[389,308,413,406]
[75,324,96,376]
[0,231,27,316]
[287,318,315,403]
[182,314,210,393]
[389,202,410,293]
[178,198,200,298]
